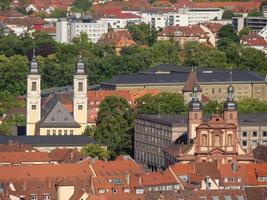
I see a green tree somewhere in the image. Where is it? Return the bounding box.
[238,98,267,113]
[94,96,134,158]
[239,47,267,73]
[127,23,157,46]
[151,40,180,64]
[0,55,28,95]
[136,92,186,114]
[203,101,223,114]
[0,0,11,10]
[50,9,67,18]
[218,24,239,44]
[247,8,263,17]
[222,10,234,19]
[239,27,251,37]
[72,0,92,11]
[83,125,96,137]
[81,144,109,160]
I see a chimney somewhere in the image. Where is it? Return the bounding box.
[138,176,142,185]
[125,174,130,185]
[231,162,237,173]
[205,176,210,190]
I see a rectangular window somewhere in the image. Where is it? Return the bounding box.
[263,131,267,137]
[64,130,68,135]
[58,130,62,135]
[32,105,36,110]
[242,141,247,146]
[242,132,247,137]
[252,131,257,137]
[52,130,56,135]
[78,82,83,92]
[70,130,73,135]
[47,130,50,135]
[78,105,83,110]
[32,82,37,91]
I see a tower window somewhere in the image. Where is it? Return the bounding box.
[78,105,83,110]
[31,105,36,110]
[78,82,83,92]
[32,82,37,91]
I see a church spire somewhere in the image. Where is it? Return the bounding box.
[188,82,202,111]
[29,48,39,74]
[224,68,236,110]
[75,54,86,75]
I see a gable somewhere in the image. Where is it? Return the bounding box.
[40,101,80,128]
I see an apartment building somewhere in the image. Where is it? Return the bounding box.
[140,7,223,30]
[56,17,108,43]
[233,16,267,32]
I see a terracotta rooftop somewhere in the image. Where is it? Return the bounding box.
[241,33,267,47]
[0,160,93,180]
[0,152,50,164]
[91,159,144,177]
[141,170,178,187]
[158,25,209,39]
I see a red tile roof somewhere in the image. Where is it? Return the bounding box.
[192,2,261,13]
[0,152,50,164]
[241,33,267,47]
[0,160,93,180]
[102,8,141,19]
[158,25,209,39]
[141,170,178,187]
[182,70,202,92]
[91,159,144,177]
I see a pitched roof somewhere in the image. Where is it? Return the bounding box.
[91,159,144,177]
[182,70,202,92]
[0,160,93,180]
[158,25,209,39]
[0,152,50,164]
[241,33,267,47]
[253,145,267,162]
[40,100,80,128]
[141,170,178,187]
[101,8,141,19]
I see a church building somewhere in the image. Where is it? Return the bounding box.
[26,51,87,136]
[164,82,254,166]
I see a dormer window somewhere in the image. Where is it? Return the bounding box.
[112,188,117,193]
[30,194,38,200]
[43,194,50,200]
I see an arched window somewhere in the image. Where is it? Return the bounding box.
[214,135,220,146]
[194,113,198,120]
[230,113,233,120]
[201,135,207,146]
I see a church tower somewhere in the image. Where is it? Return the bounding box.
[223,70,238,125]
[188,83,202,143]
[26,49,41,135]
[73,55,88,132]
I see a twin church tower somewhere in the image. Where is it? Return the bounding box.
[26,50,88,136]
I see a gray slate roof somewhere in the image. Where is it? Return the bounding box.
[40,94,80,128]
[101,65,265,86]
[0,135,97,147]
[136,112,267,126]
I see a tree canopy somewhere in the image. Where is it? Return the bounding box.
[72,0,92,12]
[222,10,235,19]
[135,92,187,114]
[81,144,109,160]
[94,96,134,158]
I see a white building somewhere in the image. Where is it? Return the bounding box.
[99,12,142,29]
[140,7,223,30]
[56,18,108,44]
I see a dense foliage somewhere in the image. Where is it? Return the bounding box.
[81,144,109,160]
[94,96,134,158]
[135,93,187,114]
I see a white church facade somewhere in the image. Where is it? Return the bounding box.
[26,50,88,136]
